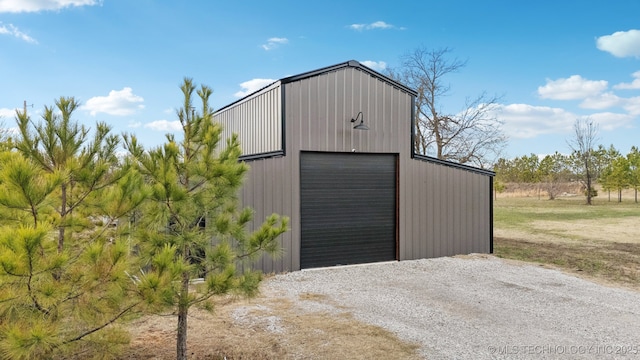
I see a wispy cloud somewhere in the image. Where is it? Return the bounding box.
[261,37,288,51]
[84,87,144,116]
[589,112,636,131]
[537,75,608,100]
[234,78,276,98]
[361,60,387,72]
[496,101,634,141]
[0,108,19,137]
[0,107,18,119]
[348,21,403,31]
[614,71,640,90]
[623,96,640,116]
[0,22,37,43]
[596,29,640,58]
[580,92,623,110]
[497,104,577,139]
[144,120,182,132]
[0,0,101,13]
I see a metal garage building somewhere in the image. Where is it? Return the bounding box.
[214,60,494,272]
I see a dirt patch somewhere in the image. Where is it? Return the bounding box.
[123,289,420,360]
[125,297,290,360]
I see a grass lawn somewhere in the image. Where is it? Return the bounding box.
[493,194,640,289]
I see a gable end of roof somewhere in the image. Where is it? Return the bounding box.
[281,60,417,96]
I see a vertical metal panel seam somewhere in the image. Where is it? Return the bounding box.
[395,153,400,261]
[490,176,494,253]
[410,95,416,158]
[281,83,286,156]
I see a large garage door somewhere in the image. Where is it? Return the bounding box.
[300,152,397,269]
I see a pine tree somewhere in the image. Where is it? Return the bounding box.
[0,103,147,359]
[15,97,123,252]
[124,78,288,360]
[627,146,640,203]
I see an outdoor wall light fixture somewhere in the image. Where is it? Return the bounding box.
[350,111,369,130]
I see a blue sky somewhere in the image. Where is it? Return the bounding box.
[2,0,640,160]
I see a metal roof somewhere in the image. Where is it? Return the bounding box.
[280,60,418,96]
[215,60,417,114]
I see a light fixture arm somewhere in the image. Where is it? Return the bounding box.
[350,111,369,130]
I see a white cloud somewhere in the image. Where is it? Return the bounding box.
[369,21,392,29]
[84,87,144,116]
[361,60,387,72]
[588,112,634,131]
[261,37,288,51]
[623,96,640,116]
[496,103,578,139]
[496,103,634,140]
[614,71,640,90]
[538,75,608,100]
[580,92,623,110]
[579,93,640,116]
[0,23,37,43]
[0,107,17,119]
[127,121,141,128]
[0,0,100,13]
[596,29,640,58]
[0,108,19,136]
[234,78,275,98]
[348,21,399,31]
[143,120,182,132]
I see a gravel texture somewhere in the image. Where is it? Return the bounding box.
[263,255,640,359]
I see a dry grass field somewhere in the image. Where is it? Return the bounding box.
[494,185,640,290]
[123,289,420,360]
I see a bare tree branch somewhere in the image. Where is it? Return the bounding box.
[567,118,599,205]
[388,47,506,167]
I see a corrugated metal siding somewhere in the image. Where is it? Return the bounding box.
[233,64,491,272]
[238,66,412,271]
[214,82,282,157]
[239,156,296,273]
[289,67,408,154]
[399,158,492,260]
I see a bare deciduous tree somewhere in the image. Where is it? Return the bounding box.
[388,47,506,167]
[568,118,599,205]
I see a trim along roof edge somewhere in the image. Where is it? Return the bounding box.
[412,154,496,177]
[215,60,417,114]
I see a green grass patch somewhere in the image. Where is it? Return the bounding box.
[494,197,640,231]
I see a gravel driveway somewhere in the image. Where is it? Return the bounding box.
[263,255,640,359]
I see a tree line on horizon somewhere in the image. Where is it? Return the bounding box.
[493,144,640,202]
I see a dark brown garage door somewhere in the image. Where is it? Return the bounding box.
[300,152,397,269]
